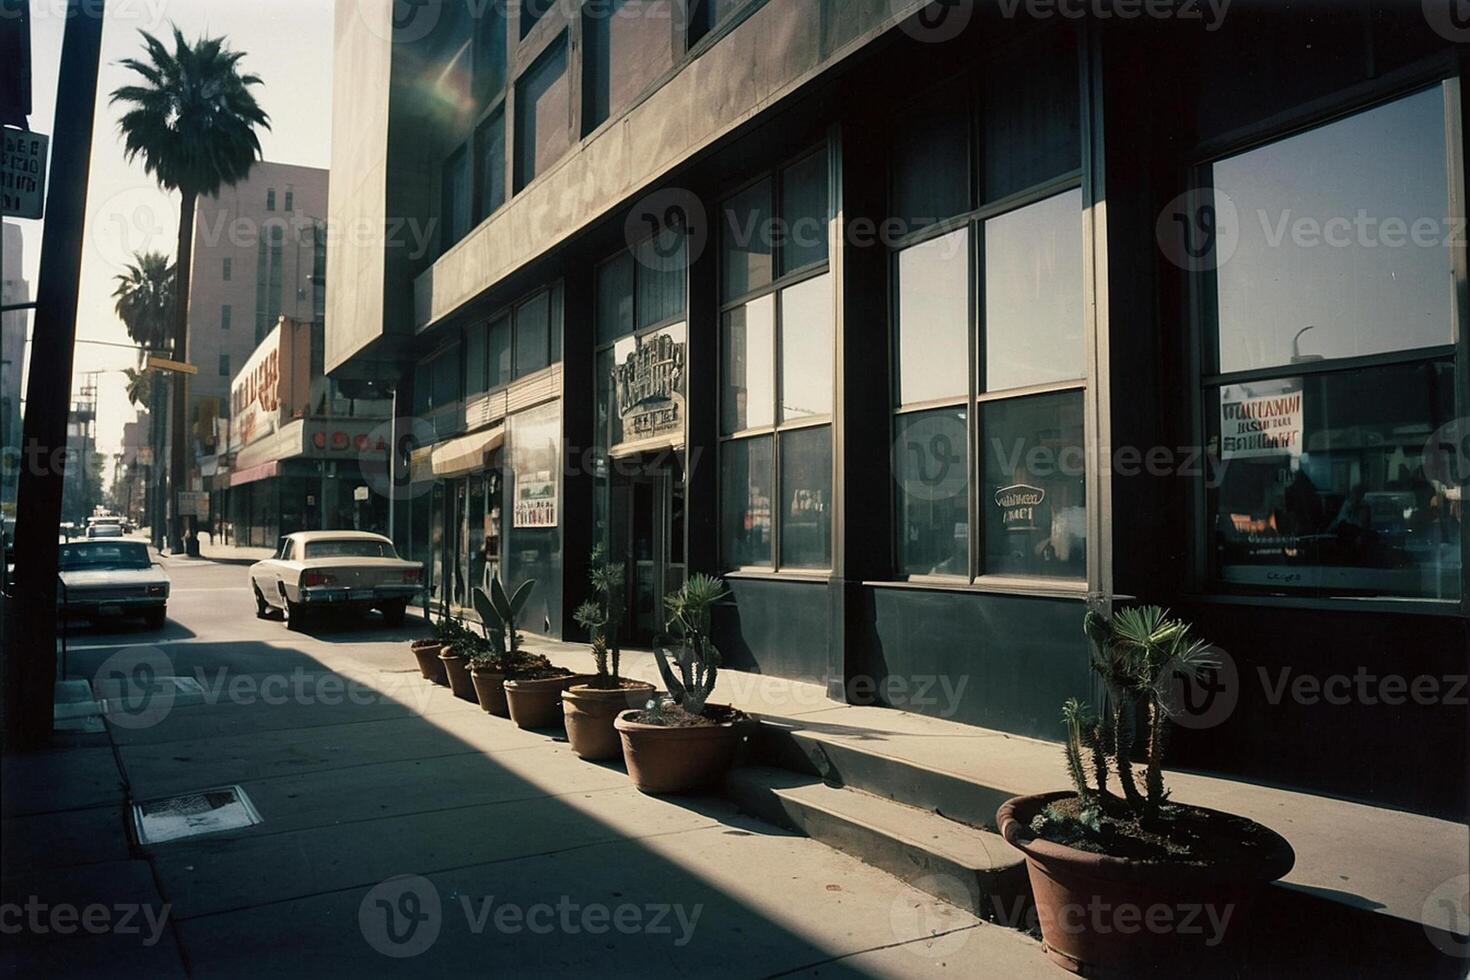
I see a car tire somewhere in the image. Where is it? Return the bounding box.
[254,586,271,619]
[380,600,406,628]
[144,607,166,630]
[286,601,311,631]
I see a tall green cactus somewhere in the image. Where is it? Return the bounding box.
[572,544,626,687]
[654,574,728,716]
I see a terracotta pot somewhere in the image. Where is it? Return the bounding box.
[997,792,1295,978]
[470,668,508,716]
[562,681,658,760]
[503,674,583,729]
[439,653,476,701]
[613,705,750,794]
[411,642,446,684]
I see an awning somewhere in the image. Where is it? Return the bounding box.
[229,460,280,488]
[430,425,504,479]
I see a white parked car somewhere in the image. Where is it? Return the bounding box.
[58,539,170,629]
[249,531,423,630]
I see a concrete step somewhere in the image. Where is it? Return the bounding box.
[753,721,1014,831]
[725,766,1029,923]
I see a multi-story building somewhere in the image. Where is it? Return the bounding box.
[1,221,28,509]
[185,160,328,480]
[326,0,1468,824]
[118,412,151,526]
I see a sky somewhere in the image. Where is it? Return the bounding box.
[8,0,335,473]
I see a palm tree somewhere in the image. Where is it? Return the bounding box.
[112,251,174,362]
[111,26,269,551]
[112,250,175,546]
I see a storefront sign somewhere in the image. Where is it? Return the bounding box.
[1,127,48,219]
[614,333,685,442]
[514,476,557,528]
[994,484,1046,532]
[1220,388,1304,459]
[176,491,209,520]
[230,328,283,451]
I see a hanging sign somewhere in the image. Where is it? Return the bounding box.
[1,127,47,219]
[614,332,685,443]
[1220,388,1304,459]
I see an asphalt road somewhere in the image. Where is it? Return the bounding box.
[30,544,1060,979]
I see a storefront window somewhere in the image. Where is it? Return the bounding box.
[465,323,488,396]
[890,53,1087,584]
[719,146,834,571]
[488,315,512,389]
[981,392,1086,578]
[721,294,775,434]
[1199,84,1461,600]
[896,407,968,576]
[896,228,969,406]
[1211,86,1452,374]
[983,189,1084,391]
[596,252,635,344]
[514,290,551,377]
[720,436,772,567]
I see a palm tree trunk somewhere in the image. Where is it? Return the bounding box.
[168,190,196,553]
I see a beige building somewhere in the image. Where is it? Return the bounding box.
[185,160,328,466]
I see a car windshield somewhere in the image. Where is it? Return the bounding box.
[303,540,395,559]
[59,542,152,570]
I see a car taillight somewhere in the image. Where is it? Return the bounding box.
[147,585,166,596]
[302,571,337,587]
[403,568,422,583]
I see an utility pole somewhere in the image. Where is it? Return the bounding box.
[5,0,106,748]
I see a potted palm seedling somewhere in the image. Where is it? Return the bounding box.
[481,575,578,729]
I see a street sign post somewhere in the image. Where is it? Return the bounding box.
[1,126,48,219]
[147,355,198,375]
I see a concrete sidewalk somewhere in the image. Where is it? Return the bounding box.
[520,633,1470,942]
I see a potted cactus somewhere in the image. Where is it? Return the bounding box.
[466,591,511,716]
[997,606,1295,977]
[562,546,656,760]
[436,611,479,702]
[613,574,749,793]
[480,576,577,729]
[411,608,466,685]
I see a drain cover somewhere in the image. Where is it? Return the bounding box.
[133,785,262,844]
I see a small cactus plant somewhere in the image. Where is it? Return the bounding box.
[653,574,728,716]
[472,574,534,670]
[572,544,626,689]
[1064,606,1219,824]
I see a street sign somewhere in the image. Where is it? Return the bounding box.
[177,491,208,519]
[147,355,198,375]
[1,126,48,219]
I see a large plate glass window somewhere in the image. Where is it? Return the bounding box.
[719,146,834,571]
[890,28,1087,585]
[1197,83,1462,599]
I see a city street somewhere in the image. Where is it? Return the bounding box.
[3,546,1060,978]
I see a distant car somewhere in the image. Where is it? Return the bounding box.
[58,539,169,628]
[86,523,126,539]
[249,531,423,630]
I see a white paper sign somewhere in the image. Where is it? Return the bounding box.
[1220,388,1304,459]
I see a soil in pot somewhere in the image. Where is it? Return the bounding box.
[411,641,446,684]
[997,791,1295,978]
[614,704,750,793]
[503,669,580,729]
[439,652,477,701]
[470,666,508,716]
[562,679,657,760]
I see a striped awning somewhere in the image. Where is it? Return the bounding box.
[429,425,504,479]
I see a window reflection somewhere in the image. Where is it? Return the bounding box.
[721,436,772,567]
[983,189,1084,391]
[897,228,970,406]
[780,426,832,568]
[1212,86,1452,373]
[896,408,968,576]
[981,392,1086,578]
[722,294,775,434]
[779,274,833,421]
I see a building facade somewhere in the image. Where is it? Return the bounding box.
[327,0,1469,818]
[215,316,393,546]
[186,160,329,480]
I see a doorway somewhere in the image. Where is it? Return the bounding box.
[609,453,685,645]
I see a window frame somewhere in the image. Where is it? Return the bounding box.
[1183,70,1469,609]
[886,37,1095,595]
[717,142,837,574]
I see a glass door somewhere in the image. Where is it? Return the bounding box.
[612,453,685,645]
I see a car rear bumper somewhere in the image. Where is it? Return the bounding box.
[62,597,166,617]
[298,585,422,605]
